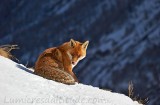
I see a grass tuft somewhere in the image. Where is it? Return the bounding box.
[128,81,149,105]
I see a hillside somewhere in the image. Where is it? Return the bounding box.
[0,56,141,105]
[0,0,159,104]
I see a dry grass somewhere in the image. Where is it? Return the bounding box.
[128,81,149,105]
[0,44,19,61]
[128,81,134,98]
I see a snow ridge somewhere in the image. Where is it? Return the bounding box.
[0,56,141,105]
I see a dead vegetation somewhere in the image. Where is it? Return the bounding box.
[128,81,149,105]
[0,45,19,61]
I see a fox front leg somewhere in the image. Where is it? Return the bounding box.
[63,65,79,82]
[69,71,79,83]
[62,52,79,82]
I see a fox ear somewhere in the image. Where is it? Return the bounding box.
[82,41,89,50]
[70,39,76,48]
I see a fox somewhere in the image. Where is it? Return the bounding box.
[34,39,89,84]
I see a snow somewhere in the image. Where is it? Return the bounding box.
[0,56,141,105]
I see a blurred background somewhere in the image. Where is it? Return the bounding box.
[0,0,160,104]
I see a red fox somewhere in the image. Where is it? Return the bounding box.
[34,39,89,84]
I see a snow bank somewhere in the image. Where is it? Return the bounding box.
[0,56,141,105]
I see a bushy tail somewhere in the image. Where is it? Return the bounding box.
[34,67,75,85]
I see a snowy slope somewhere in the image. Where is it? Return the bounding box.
[0,56,141,105]
[0,1,160,104]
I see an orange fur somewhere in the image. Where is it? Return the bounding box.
[34,39,89,84]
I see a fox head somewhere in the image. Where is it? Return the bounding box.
[67,39,89,68]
